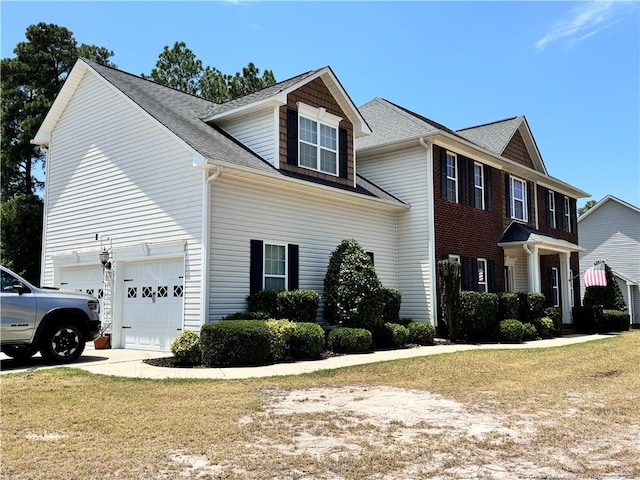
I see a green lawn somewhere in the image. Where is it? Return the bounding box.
[2,331,639,479]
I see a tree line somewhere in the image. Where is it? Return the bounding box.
[0,23,276,283]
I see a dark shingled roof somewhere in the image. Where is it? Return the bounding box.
[456,116,523,156]
[84,61,402,205]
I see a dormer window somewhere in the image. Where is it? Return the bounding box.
[297,103,342,176]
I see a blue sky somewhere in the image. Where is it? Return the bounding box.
[2,1,638,208]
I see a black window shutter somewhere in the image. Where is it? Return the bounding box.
[287,244,299,290]
[339,128,348,179]
[488,259,496,292]
[505,174,511,217]
[286,109,298,166]
[458,155,467,205]
[366,251,375,265]
[570,198,577,233]
[469,160,476,208]
[526,181,534,224]
[555,192,563,230]
[461,257,475,291]
[250,240,264,294]
[485,166,492,210]
[440,147,447,200]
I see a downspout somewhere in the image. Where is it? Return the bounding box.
[419,137,438,326]
[39,145,50,286]
[523,243,532,292]
[200,165,223,327]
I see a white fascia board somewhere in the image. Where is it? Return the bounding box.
[32,60,89,146]
[202,93,287,123]
[517,119,548,175]
[578,195,640,223]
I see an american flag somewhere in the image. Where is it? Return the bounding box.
[584,262,607,287]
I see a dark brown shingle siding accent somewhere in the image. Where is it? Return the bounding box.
[502,129,535,169]
[279,78,354,187]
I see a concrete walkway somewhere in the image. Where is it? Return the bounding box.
[0,334,613,380]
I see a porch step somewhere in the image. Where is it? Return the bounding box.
[561,324,576,335]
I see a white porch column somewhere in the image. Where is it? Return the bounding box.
[560,251,572,324]
[525,244,541,293]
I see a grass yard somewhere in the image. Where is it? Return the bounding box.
[1,331,639,479]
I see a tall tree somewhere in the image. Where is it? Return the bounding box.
[1,22,114,281]
[1,22,115,197]
[578,200,597,216]
[142,42,202,95]
[144,42,276,102]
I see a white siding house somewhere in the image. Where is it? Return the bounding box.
[578,195,640,325]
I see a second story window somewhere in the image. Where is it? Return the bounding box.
[510,176,528,222]
[297,103,341,176]
[548,190,556,228]
[446,152,458,203]
[474,162,485,210]
[564,196,571,233]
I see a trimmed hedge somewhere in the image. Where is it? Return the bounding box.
[459,291,499,343]
[603,309,630,332]
[533,317,554,339]
[544,307,562,336]
[374,322,409,349]
[408,322,435,346]
[201,321,274,367]
[498,293,519,321]
[327,327,372,354]
[522,322,538,342]
[277,290,320,323]
[289,322,325,360]
[381,288,402,324]
[517,292,545,324]
[266,319,298,362]
[247,290,280,317]
[222,311,270,321]
[499,319,524,344]
[170,330,201,365]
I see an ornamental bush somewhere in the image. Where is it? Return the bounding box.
[266,319,298,362]
[327,327,372,354]
[522,322,538,342]
[408,322,435,346]
[533,317,554,339]
[583,263,627,311]
[499,319,524,344]
[201,321,273,367]
[222,311,270,321]
[438,260,461,342]
[602,309,630,332]
[323,239,384,331]
[498,293,518,321]
[247,290,279,317]
[381,288,402,324]
[374,322,409,349]
[277,290,320,323]
[459,291,499,343]
[170,330,201,365]
[544,307,562,336]
[289,322,326,360]
[517,292,545,324]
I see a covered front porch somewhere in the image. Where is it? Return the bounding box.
[499,223,583,324]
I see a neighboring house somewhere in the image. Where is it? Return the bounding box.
[578,195,640,325]
[33,60,588,351]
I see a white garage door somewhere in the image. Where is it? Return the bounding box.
[122,258,184,351]
[59,266,104,300]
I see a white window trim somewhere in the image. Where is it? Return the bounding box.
[548,190,556,228]
[474,162,485,210]
[564,196,571,233]
[477,258,488,292]
[446,152,458,203]
[510,176,528,222]
[569,269,575,308]
[551,267,559,307]
[263,241,288,291]
[297,102,342,177]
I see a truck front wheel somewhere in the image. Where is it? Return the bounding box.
[40,324,85,363]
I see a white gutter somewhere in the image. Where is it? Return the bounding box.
[200,165,223,326]
[419,137,438,326]
[40,145,50,286]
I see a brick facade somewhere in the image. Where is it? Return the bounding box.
[535,184,579,244]
[279,78,354,187]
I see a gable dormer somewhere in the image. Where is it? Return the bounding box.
[279,77,354,187]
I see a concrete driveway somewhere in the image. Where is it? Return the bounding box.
[0,334,612,380]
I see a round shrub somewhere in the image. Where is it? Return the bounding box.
[201,320,274,367]
[522,322,538,342]
[499,319,524,344]
[289,322,325,360]
[408,322,435,346]
[170,330,201,365]
[277,290,320,323]
[327,327,372,354]
[246,290,280,317]
[374,322,409,349]
[533,316,555,339]
[266,319,297,362]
